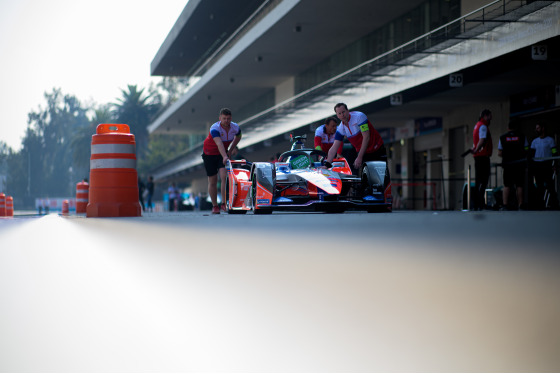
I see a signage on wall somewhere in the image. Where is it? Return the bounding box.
[390,94,403,106]
[510,86,556,116]
[377,127,396,144]
[377,117,442,144]
[531,45,547,60]
[415,117,442,136]
[449,73,463,87]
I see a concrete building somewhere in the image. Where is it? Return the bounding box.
[148,0,560,210]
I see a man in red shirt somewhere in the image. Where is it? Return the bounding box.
[325,103,386,170]
[471,109,493,210]
[202,108,242,214]
[314,117,342,156]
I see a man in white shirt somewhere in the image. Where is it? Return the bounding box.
[530,123,558,208]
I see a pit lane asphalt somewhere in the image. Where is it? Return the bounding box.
[1,210,559,372]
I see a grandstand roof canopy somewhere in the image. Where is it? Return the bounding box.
[149,0,427,133]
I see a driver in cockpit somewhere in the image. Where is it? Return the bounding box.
[315,117,343,157]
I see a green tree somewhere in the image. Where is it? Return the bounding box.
[152,76,191,109]
[113,85,161,160]
[70,104,115,171]
[3,79,192,208]
[19,127,43,202]
[2,140,31,207]
[0,141,11,193]
[24,88,90,197]
[135,77,192,176]
[137,133,191,176]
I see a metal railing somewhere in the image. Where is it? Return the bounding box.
[187,0,279,78]
[238,0,552,129]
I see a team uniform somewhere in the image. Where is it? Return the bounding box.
[202,121,242,176]
[498,130,528,188]
[472,119,493,158]
[472,118,493,210]
[334,111,385,161]
[314,124,342,154]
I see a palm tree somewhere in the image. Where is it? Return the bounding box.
[70,104,115,170]
[113,85,161,159]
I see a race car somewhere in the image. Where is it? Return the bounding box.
[224,135,392,214]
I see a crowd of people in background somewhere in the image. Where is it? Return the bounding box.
[137,177,212,212]
[472,108,558,211]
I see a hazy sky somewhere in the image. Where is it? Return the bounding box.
[0,0,186,150]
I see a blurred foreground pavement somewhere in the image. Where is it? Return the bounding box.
[1,210,559,372]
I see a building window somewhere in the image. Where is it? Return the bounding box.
[294,0,460,94]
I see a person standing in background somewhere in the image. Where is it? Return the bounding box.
[498,120,528,210]
[146,176,154,212]
[138,177,146,212]
[530,123,558,208]
[168,182,178,212]
[471,109,493,210]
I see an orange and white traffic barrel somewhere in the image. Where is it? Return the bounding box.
[86,124,141,217]
[0,193,5,216]
[76,181,89,214]
[5,196,13,217]
[61,199,69,215]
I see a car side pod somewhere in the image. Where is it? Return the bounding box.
[225,160,250,214]
[250,162,274,214]
[362,161,392,212]
[86,124,141,218]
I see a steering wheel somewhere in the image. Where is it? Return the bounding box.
[321,159,332,168]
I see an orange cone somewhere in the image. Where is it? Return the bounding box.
[5,196,13,217]
[86,124,141,217]
[62,199,69,215]
[0,193,5,217]
[76,181,89,214]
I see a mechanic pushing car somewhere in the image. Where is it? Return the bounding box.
[202,108,242,214]
[325,103,386,170]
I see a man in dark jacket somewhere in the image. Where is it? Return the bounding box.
[498,120,528,210]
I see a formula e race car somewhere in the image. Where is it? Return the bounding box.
[224,135,392,214]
